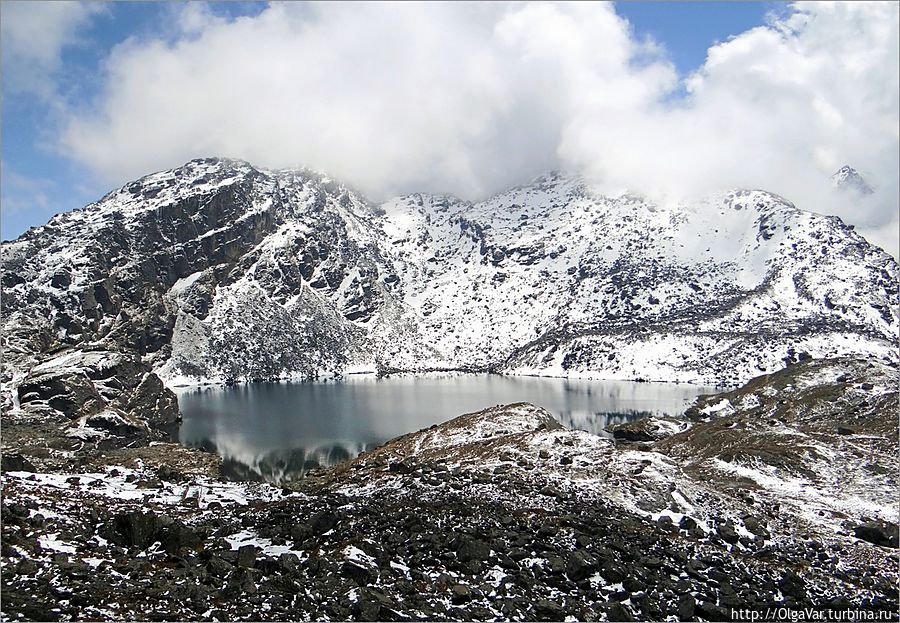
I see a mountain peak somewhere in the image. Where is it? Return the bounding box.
[831,165,873,195]
[2,157,896,390]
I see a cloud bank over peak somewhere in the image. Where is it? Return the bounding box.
[42,2,900,255]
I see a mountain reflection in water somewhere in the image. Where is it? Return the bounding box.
[176,374,714,484]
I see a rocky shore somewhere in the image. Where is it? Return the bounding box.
[2,358,898,621]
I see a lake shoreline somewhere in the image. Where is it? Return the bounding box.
[2,358,897,620]
[175,374,717,484]
[164,367,731,390]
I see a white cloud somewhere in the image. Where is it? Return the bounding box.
[59,3,672,198]
[176,3,226,36]
[56,1,898,255]
[561,1,899,254]
[1,1,103,97]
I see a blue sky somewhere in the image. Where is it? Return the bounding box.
[616,2,777,71]
[1,2,897,257]
[1,2,268,240]
[1,1,772,241]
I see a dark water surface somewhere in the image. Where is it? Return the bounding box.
[175,374,714,483]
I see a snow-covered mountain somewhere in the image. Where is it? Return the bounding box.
[831,165,874,195]
[2,157,897,395]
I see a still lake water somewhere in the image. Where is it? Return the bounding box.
[176,374,714,483]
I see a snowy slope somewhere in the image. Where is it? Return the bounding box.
[372,175,897,384]
[831,165,873,195]
[2,158,897,396]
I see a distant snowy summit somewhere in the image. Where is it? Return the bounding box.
[1,158,897,400]
[831,165,873,195]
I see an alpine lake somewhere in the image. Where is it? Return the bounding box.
[174,374,716,484]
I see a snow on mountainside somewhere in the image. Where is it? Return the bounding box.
[831,165,874,195]
[2,158,897,400]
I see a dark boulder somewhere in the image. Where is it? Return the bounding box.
[206,555,233,578]
[778,570,807,599]
[340,560,373,585]
[607,415,685,442]
[223,567,257,597]
[611,428,656,442]
[1,454,36,473]
[290,522,313,542]
[106,511,160,549]
[160,520,202,556]
[236,544,258,568]
[353,588,394,620]
[533,598,566,620]
[605,601,635,621]
[450,584,472,604]
[388,461,414,474]
[680,515,698,531]
[566,550,597,581]
[456,538,491,563]
[717,522,740,544]
[279,552,300,573]
[309,511,339,534]
[156,464,183,482]
[696,601,730,621]
[544,555,565,575]
[677,593,696,620]
[742,515,769,537]
[854,521,899,548]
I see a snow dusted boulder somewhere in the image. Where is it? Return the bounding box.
[606,416,691,442]
[14,348,179,444]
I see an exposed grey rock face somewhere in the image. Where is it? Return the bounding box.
[1,157,897,409]
[13,349,179,444]
[2,160,392,389]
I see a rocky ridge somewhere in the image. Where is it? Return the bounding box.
[2,159,897,433]
[1,358,897,621]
